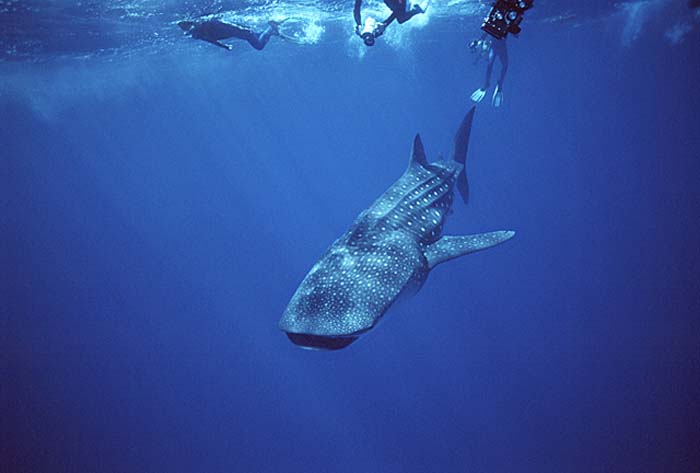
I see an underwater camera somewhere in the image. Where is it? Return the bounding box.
[481,0,534,39]
[361,17,378,46]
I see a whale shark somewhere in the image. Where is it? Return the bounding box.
[279,108,514,350]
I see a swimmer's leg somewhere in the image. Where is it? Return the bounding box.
[483,50,495,89]
[496,44,508,91]
[393,0,427,23]
[492,46,508,107]
[247,25,278,50]
[471,50,494,103]
[395,8,423,23]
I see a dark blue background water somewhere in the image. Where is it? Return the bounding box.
[3,2,699,472]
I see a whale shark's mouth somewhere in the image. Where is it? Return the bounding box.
[285,332,358,351]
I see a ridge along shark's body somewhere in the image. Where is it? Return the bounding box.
[279,108,514,350]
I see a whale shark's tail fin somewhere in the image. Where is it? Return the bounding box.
[454,107,476,204]
[424,230,515,269]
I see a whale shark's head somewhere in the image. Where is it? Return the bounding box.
[279,248,377,350]
[279,231,427,350]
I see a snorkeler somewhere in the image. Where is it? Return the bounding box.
[353,0,429,46]
[178,19,283,51]
[469,33,508,107]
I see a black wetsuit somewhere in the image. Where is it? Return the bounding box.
[482,36,508,91]
[353,0,424,28]
[187,20,276,50]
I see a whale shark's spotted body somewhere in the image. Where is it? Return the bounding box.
[279,109,514,350]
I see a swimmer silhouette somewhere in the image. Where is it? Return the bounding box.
[178,19,282,51]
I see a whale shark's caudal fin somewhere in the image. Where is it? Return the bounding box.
[454,107,476,204]
[424,230,515,269]
[409,133,429,168]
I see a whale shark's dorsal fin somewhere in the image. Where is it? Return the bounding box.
[409,134,428,169]
[425,230,515,269]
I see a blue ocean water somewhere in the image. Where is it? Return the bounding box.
[2,1,699,472]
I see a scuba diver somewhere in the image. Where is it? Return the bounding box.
[353,0,429,46]
[469,33,508,107]
[178,19,282,51]
[468,0,532,106]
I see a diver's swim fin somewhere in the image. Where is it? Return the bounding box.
[273,18,307,43]
[470,88,487,103]
[492,85,503,107]
[453,107,475,204]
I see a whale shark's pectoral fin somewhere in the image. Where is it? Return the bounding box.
[425,230,515,269]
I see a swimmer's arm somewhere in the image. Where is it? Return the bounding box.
[354,0,362,27]
[383,12,396,26]
[206,39,232,50]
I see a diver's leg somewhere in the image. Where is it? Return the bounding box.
[471,50,494,103]
[483,51,495,89]
[496,46,508,90]
[492,48,507,107]
[388,0,426,24]
[247,26,275,50]
[405,6,424,20]
[395,6,424,23]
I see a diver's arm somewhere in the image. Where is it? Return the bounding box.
[383,12,397,26]
[206,39,231,50]
[354,0,362,26]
